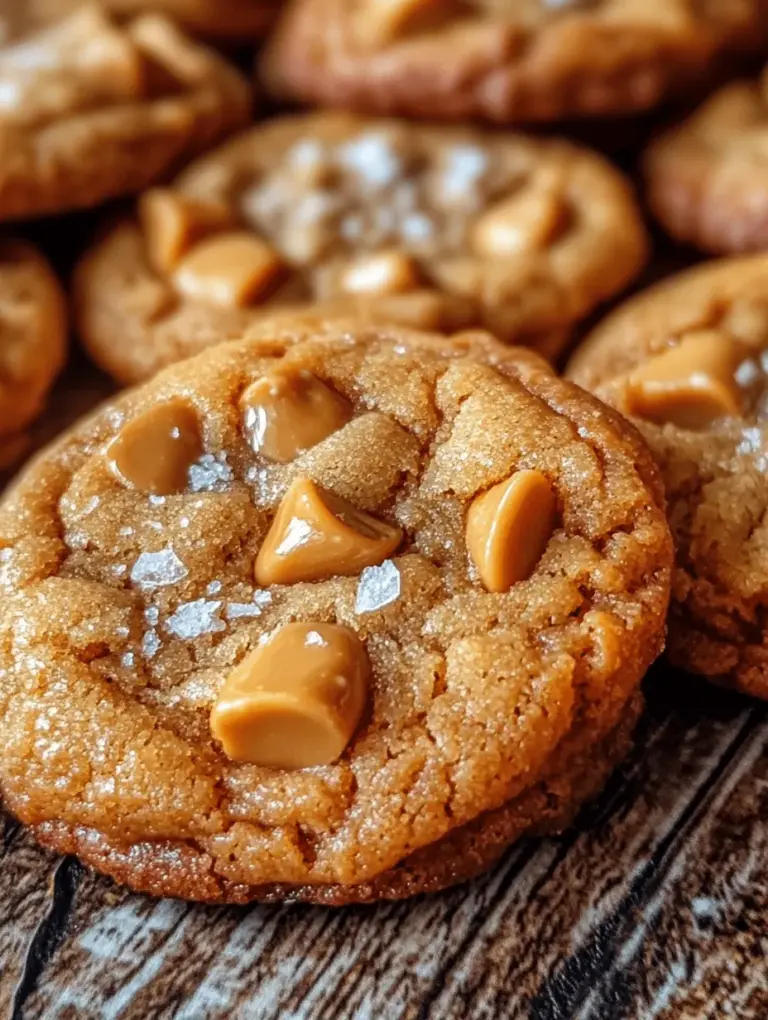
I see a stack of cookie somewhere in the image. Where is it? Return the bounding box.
[0,0,766,906]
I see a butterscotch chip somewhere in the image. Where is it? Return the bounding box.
[74,111,648,384]
[339,251,420,296]
[0,7,250,221]
[471,190,567,258]
[139,188,233,274]
[0,239,67,470]
[262,1,768,123]
[210,622,369,769]
[0,323,672,903]
[645,71,768,254]
[568,255,768,700]
[466,471,557,594]
[255,476,402,585]
[623,331,743,429]
[173,233,285,307]
[241,370,352,463]
[107,399,203,495]
[356,0,450,46]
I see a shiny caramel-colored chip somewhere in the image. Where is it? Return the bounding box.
[255,477,402,586]
[466,470,557,593]
[241,371,352,463]
[210,622,369,769]
[107,398,202,495]
[623,330,743,429]
[471,189,566,257]
[139,188,233,274]
[357,0,449,45]
[339,251,420,296]
[173,232,285,306]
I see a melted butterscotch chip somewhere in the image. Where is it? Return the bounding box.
[255,477,402,585]
[339,251,420,296]
[139,188,233,274]
[210,622,370,769]
[241,370,352,463]
[471,188,567,257]
[173,232,285,306]
[107,398,203,494]
[466,469,557,593]
[623,330,743,429]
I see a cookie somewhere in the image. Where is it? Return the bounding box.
[0,322,672,903]
[95,1,279,39]
[261,1,766,124]
[73,112,647,384]
[645,69,768,254]
[567,255,768,700]
[0,5,250,222]
[1,0,279,40]
[0,239,67,469]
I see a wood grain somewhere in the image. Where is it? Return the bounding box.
[3,668,765,1020]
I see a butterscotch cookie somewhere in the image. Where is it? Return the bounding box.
[645,69,768,254]
[0,322,672,903]
[97,1,279,39]
[0,5,250,222]
[567,255,768,700]
[1,0,279,40]
[0,239,67,469]
[261,1,766,124]
[73,112,647,384]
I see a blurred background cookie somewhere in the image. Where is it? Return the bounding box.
[569,255,768,700]
[73,112,647,383]
[646,65,768,254]
[0,0,281,40]
[0,6,250,221]
[0,239,68,469]
[262,0,768,122]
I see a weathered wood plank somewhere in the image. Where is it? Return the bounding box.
[7,669,765,1020]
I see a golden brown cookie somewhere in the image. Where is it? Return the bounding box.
[261,1,766,124]
[645,68,768,254]
[1,0,280,40]
[97,1,279,39]
[0,322,672,903]
[0,5,250,222]
[73,112,647,384]
[0,239,67,468]
[568,255,768,700]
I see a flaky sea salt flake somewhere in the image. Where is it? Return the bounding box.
[165,599,226,640]
[338,133,402,189]
[130,548,188,589]
[188,452,233,493]
[355,560,401,614]
[142,630,161,659]
[226,590,272,620]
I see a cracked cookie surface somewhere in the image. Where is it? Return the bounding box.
[0,322,672,902]
[0,4,250,221]
[569,256,768,700]
[73,112,647,384]
[261,0,768,123]
[645,67,768,253]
